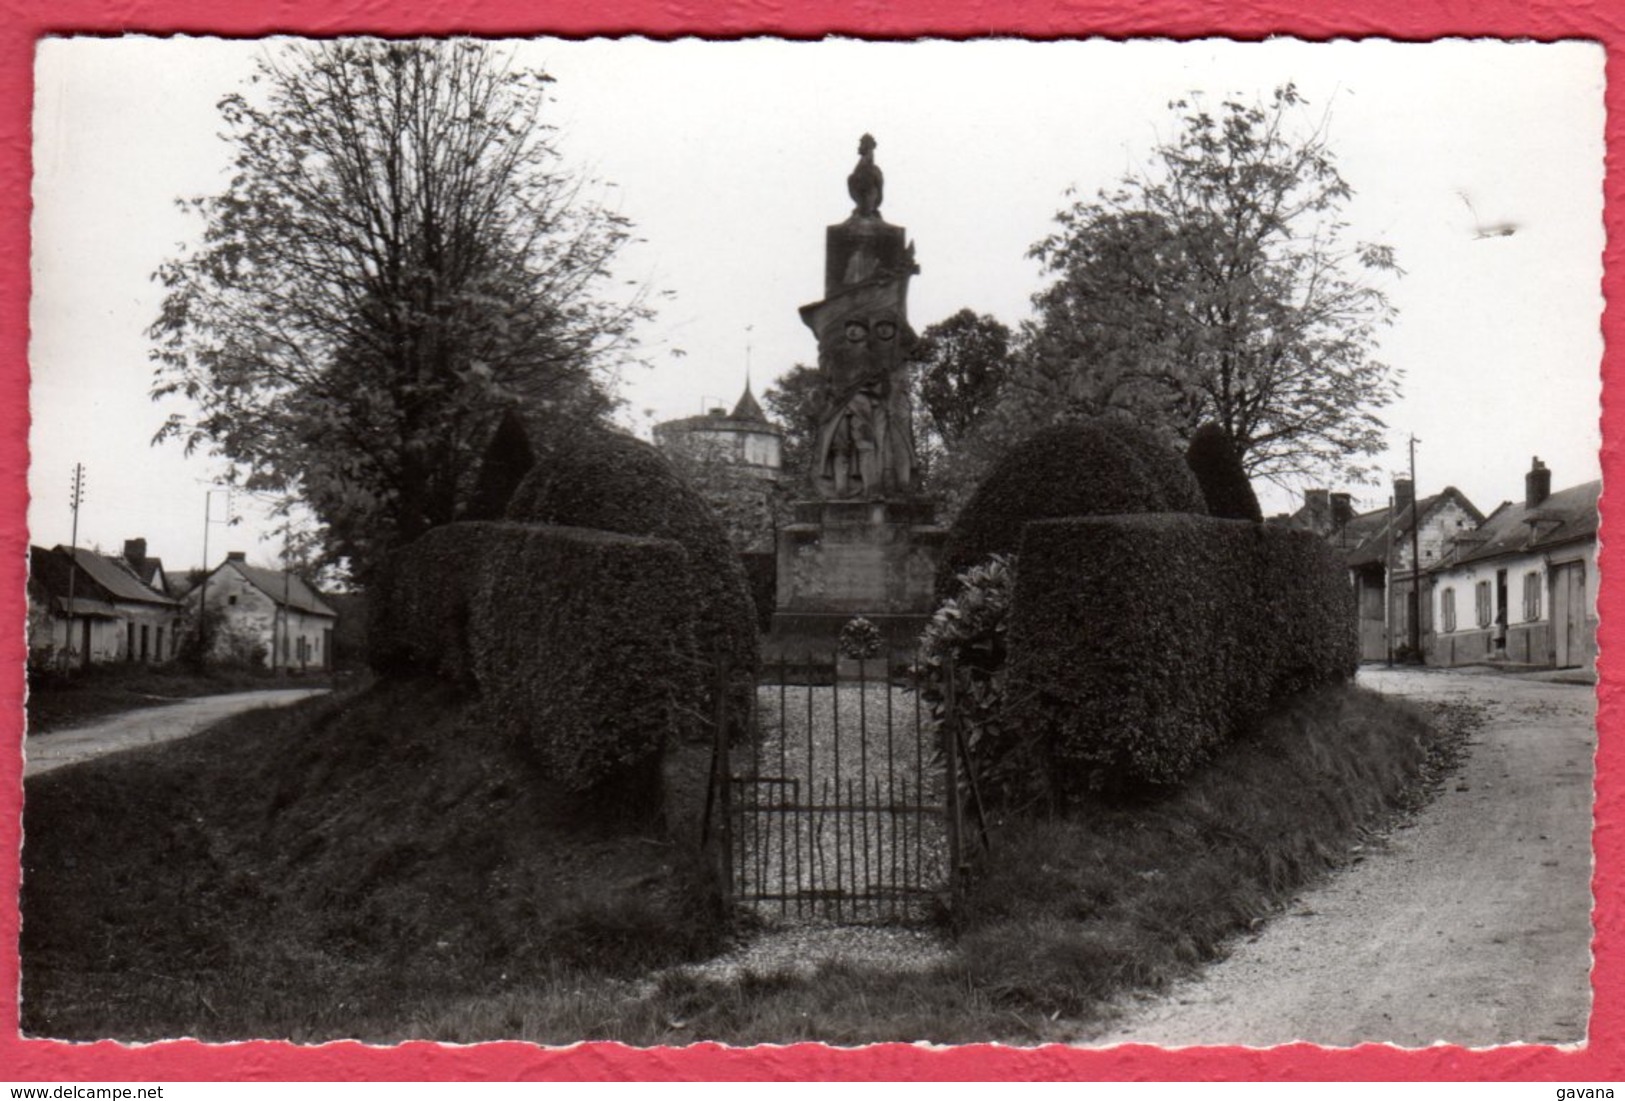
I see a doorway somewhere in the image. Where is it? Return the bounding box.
[1552,562,1587,668]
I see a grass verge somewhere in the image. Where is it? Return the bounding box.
[20,680,725,1042]
[26,662,338,735]
[20,681,1472,1044]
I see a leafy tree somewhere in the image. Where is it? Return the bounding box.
[761,363,823,490]
[149,39,644,581]
[911,308,1012,450]
[1024,84,1400,486]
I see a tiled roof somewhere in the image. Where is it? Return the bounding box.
[1330,488,1484,569]
[1440,480,1599,569]
[129,555,166,591]
[225,560,337,618]
[656,381,782,437]
[43,545,179,607]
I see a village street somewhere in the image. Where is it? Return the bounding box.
[1101,665,1596,1048]
[23,688,327,779]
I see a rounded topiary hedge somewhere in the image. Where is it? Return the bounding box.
[1102,419,1210,517]
[1006,513,1357,801]
[505,423,758,683]
[935,417,1207,598]
[1185,422,1263,523]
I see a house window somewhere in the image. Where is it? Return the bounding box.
[1442,589,1457,633]
[1524,570,1542,622]
[1475,580,1493,628]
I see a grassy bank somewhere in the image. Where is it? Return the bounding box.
[20,680,1472,1044]
[26,662,338,735]
[20,680,726,1042]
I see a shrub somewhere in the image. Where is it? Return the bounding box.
[916,554,1042,812]
[174,603,267,672]
[469,524,701,810]
[1185,422,1262,523]
[1006,514,1356,800]
[505,423,758,684]
[368,521,703,809]
[366,530,482,685]
[739,551,777,633]
[463,407,537,521]
[1098,418,1209,517]
[935,417,1205,598]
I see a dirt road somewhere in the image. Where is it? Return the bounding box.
[1101,666,1595,1048]
[24,689,328,778]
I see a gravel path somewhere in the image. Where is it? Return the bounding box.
[732,682,950,925]
[24,688,329,778]
[1099,666,1595,1047]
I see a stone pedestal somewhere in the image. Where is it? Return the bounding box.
[770,497,944,652]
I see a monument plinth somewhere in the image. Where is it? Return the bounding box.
[771,134,945,652]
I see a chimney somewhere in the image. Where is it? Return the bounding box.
[123,538,147,568]
[226,551,246,563]
[1303,489,1330,532]
[1393,477,1414,516]
[1526,456,1551,508]
[1330,492,1353,531]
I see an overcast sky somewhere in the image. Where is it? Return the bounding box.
[28,36,1605,574]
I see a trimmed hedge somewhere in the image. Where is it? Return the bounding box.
[1101,419,1209,517]
[368,522,701,806]
[936,418,1206,598]
[1007,514,1357,799]
[1185,422,1262,523]
[505,423,758,681]
[463,408,536,522]
[739,551,777,633]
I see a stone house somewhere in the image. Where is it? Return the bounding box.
[186,551,338,671]
[1428,458,1598,671]
[28,540,184,666]
[1283,481,1484,662]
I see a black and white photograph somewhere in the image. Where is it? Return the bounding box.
[18,36,1604,1048]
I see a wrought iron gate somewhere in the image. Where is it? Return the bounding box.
[705,655,970,924]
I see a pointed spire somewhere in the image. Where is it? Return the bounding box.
[730,380,767,423]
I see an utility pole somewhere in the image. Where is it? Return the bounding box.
[197,487,233,665]
[1409,435,1423,662]
[65,464,84,667]
[277,524,294,675]
[1384,493,1394,667]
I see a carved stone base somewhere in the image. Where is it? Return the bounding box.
[769,497,944,653]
